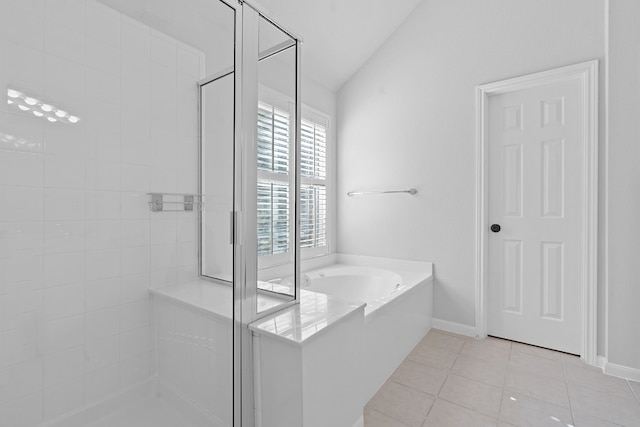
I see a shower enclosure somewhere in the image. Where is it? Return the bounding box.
[0,0,300,426]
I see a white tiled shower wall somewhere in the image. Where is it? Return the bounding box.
[154,298,232,426]
[0,0,202,424]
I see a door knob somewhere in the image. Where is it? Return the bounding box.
[490,224,501,233]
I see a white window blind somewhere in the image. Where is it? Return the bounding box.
[258,102,290,174]
[257,102,292,258]
[300,184,326,248]
[300,118,327,250]
[257,181,289,256]
[256,99,329,259]
[301,118,327,179]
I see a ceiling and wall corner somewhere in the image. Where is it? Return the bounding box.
[257,0,424,92]
[335,0,614,363]
[98,0,424,93]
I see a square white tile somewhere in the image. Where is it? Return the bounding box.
[43,252,84,288]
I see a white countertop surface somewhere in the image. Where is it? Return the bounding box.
[249,289,365,346]
[150,279,288,321]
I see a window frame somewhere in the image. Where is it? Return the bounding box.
[257,85,332,269]
[299,106,330,260]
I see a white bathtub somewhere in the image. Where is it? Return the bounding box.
[303,255,433,405]
[305,265,412,316]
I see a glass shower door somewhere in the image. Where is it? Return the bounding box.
[197,1,239,426]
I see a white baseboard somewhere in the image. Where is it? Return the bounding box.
[432,318,477,338]
[603,360,640,382]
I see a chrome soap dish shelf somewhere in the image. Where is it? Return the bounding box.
[147,193,205,212]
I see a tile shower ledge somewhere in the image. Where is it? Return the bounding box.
[149,279,282,321]
[149,279,290,322]
[150,279,235,322]
[249,290,366,346]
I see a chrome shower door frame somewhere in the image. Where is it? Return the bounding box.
[197,0,303,425]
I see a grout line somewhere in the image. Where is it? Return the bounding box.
[496,388,506,424]
[39,2,47,424]
[365,407,412,427]
[496,346,513,423]
[626,379,640,404]
[561,351,578,426]
[435,394,499,422]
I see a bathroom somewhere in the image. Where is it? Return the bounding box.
[1,0,639,426]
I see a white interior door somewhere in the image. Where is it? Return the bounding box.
[487,78,583,354]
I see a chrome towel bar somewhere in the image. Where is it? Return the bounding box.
[347,188,418,197]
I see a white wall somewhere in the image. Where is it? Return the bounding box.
[0,0,201,423]
[606,0,640,371]
[0,1,338,423]
[337,0,605,332]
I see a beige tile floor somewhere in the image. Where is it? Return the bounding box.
[365,329,640,427]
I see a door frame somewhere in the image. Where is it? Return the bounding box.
[474,60,598,364]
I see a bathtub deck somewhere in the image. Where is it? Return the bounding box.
[249,289,365,345]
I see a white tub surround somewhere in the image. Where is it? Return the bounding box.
[361,273,432,402]
[250,290,365,344]
[146,255,432,427]
[251,254,433,427]
[250,291,366,427]
[303,255,434,404]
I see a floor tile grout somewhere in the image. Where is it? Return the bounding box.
[366,329,640,427]
[367,406,412,427]
[560,351,577,426]
[626,379,640,405]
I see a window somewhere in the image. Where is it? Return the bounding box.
[257,102,291,257]
[256,97,329,262]
[300,118,327,252]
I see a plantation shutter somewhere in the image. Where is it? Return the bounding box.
[258,102,289,174]
[256,100,329,259]
[257,102,291,257]
[257,181,290,256]
[300,118,327,249]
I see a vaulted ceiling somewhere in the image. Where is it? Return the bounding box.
[99,0,424,92]
[258,0,424,91]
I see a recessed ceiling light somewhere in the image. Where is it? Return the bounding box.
[41,104,53,112]
[55,110,67,118]
[18,105,30,111]
[47,117,57,122]
[24,97,38,105]
[33,111,44,117]
[68,116,79,123]
[7,89,21,98]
